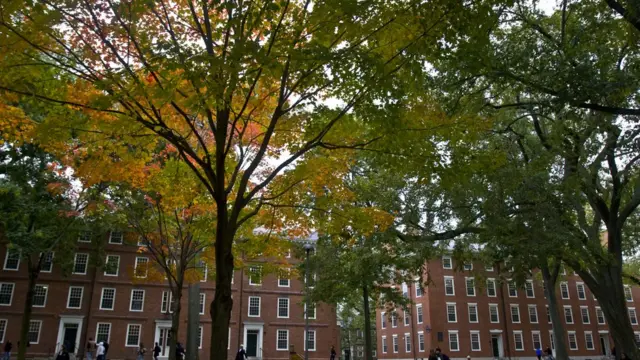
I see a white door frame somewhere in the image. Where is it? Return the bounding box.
[243,324,263,359]
[489,331,504,358]
[56,315,84,355]
[154,320,173,359]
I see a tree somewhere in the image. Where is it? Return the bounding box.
[0,144,90,360]
[0,1,503,357]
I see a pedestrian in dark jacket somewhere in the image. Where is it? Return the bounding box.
[435,348,450,360]
[56,346,70,360]
[330,346,336,360]
[176,343,186,360]
[235,345,247,360]
[3,341,12,360]
[153,343,161,360]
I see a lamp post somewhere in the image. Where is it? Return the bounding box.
[303,243,314,360]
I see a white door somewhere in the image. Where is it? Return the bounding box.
[243,325,263,359]
[155,326,172,359]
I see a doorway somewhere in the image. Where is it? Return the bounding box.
[63,324,79,353]
[55,316,84,355]
[490,334,503,358]
[599,335,611,356]
[243,324,263,359]
[154,326,172,359]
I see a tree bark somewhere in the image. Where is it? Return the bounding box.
[209,218,235,360]
[18,257,39,360]
[169,285,183,360]
[362,283,372,360]
[541,264,569,360]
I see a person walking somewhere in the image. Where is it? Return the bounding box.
[96,342,105,360]
[137,343,146,360]
[544,348,555,360]
[87,338,96,360]
[235,345,247,360]
[3,341,12,360]
[535,347,542,360]
[153,343,161,360]
[330,346,336,360]
[176,343,185,360]
[56,346,70,360]
[435,348,450,360]
[103,342,109,360]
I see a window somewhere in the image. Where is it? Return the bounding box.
[546,306,551,323]
[580,306,590,324]
[511,304,520,323]
[277,330,289,351]
[576,283,586,300]
[404,310,410,326]
[560,282,570,299]
[67,286,83,309]
[27,320,41,344]
[405,334,411,352]
[305,330,316,351]
[161,291,175,313]
[391,313,398,328]
[199,293,206,315]
[197,326,203,349]
[130,289,145,312]
[447,303,457,323]
[303,303,316,320]
[528,305,538,323]
[596,307,605,324]
[532,331,542,350]
[550,332,556,351]
[508,281,517,297]
[525,280,535,298]
[402,283,409,298]
[489,304,499,323]
[568,331,578,350]
[486,265,494,271]
[381,312,386,329]
[4,249,20,270]
[463,262,473,271]
[104,255,119,276]
[73,253,89,275]
[514,331,524,351]
[442,256,452,269]
[278,269,290,287]
[109,231,123,244]
[418,332,425,352]
[585,332,594,350]
[416,304,423,324]
[278,298,289,318]
[198,261,208,282]
[41,252,54,272]
[629,308,638,325]
[96,323,111,343]
[625,286,634,302]
[487,279,497,297]
[100,288,116,310]
[381,336,388,354]
[392,335,399,353]
[134,257,148,278]
[564,306,574,324]
[33,285,48,307]
[448,331,459,351]
[466,278,476,296]
[468,303,478,323]
[248,296,260,317]
[444,276,455,296]
[636,332,640,346]
[0,319,6,343]
[415,281,423,297]
[249,265,262,285]
[126,324,141,347]
[0,283,14,306]
[470,331,481,351]
[78,231,91,243]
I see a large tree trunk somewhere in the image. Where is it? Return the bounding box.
[169,285,183,360]
[541,265,569,360]
[18,258,38,360]
[362,283,372,360]
[209,218,235,360]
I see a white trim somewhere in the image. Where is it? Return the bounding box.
[585,331,595,350]
[276,329,289,351]
[244,323,264,357]
[629,307,638,325]
[248,296,261,317]
[104,255,120,277]
[199,293,206,315]
[134,257,148,278]
[463,263,473,271]
[404,333,411,353]
[129,289,145,312]
[525,280,535,298]
[249,265,262,285]
[446,302,457,323]
[468,303,479,323]
[580,306,590,324]
[108,231,123,244]
[448,330,460,352]
[576,282,587,300]
[0,283,14,306]
[78,231,92,243]
[528,304,538,324]
[442,255,452,269]
[125,324,142,347]
[304,303,316,320]
[392,335,399,353]
[95,322,112,343]
[33,284,48,308]
[444,276,455,296]
[277,297,289,319]
[67,286,84,309]
[0,319,6,343]
[486,278,497,297]
[567,331,578,350]
[40,252,54,273]
[417,332,425,352]
[507,280,518,297]
[489,303,500,323]
[381,335,388,354]
[513,331,524,351]
[72,253,89,275]
[465,277,476,296]
[564,305,574,324]
[198,325,204,349]
[560,281,570,299]
[381,311,387,329]
[625,285,634,302]
[55,315,84,354]
[28,320,42,345]
[510,304,521,323]
[532,331,542,351]
[3,249,20,271]
[416,304,423,324]
[100,287,116,311]
[470,330,481,351]
[596,306,606,324]
[278,269,291,287]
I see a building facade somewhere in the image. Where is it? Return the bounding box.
[0,234,339,360]
[376,256,640,360]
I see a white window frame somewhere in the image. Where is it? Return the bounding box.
[73,253,89,275]
[96,323,111,343]
[27,320,42,344]
[104,255,120,276]
[415,281,423,297]
[3,249,20,271]
[629,307,638,325]
[525,280,535,298]
[489,303,500,323]
[465,277,476,296]
[78,231,92,243]
[248,296,260,317]
[197,326,203,349]
[134,257,148,278]
[416,304,423,324]
[625,285,634,302]
[448,331,460,352]
[109,231,123,244]
[278,269,291,287]
[487,278,497,297]
[564,305,574,324]
[381,311,386,329]
[580,306,590,324]
[276,329,289,351]
[532,331,542,351]
[381,336,388,354]
[304,303,316,320]
[596,306,605,324]
[0,319,6,343]
[463,262,473,271]
[404,333,411,353]
[100,288,116,311]
[576,282,586,300]
[585,331,595,350]
[129,289,145,312]
[514,331,524,351]
[508,280,517,297]
[33,284,48,308]
[446,302,457,323]
[392,335,399,353]
[40,252,54,273]
[568,331,578,350]
[67,286,84,309]
[403,309,410,326]
[470,331,481,351]
[560,282,570,299]
[277,297,289,319]
[468,303,478,323]
[418,332,425,352]
[200,293,206,315]
[391,313,398,328]
[510,304,520,323]
[528,305,538,324]
[304,330,316,352]
[546,305,551,323]
[444,276,455,296]
[442,255,452,269]
[249,265,262,285]
[125,324,142,347]
[486,265,494,271]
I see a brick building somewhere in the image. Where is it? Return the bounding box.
[377,256,640,360]
[0,233,339,360]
